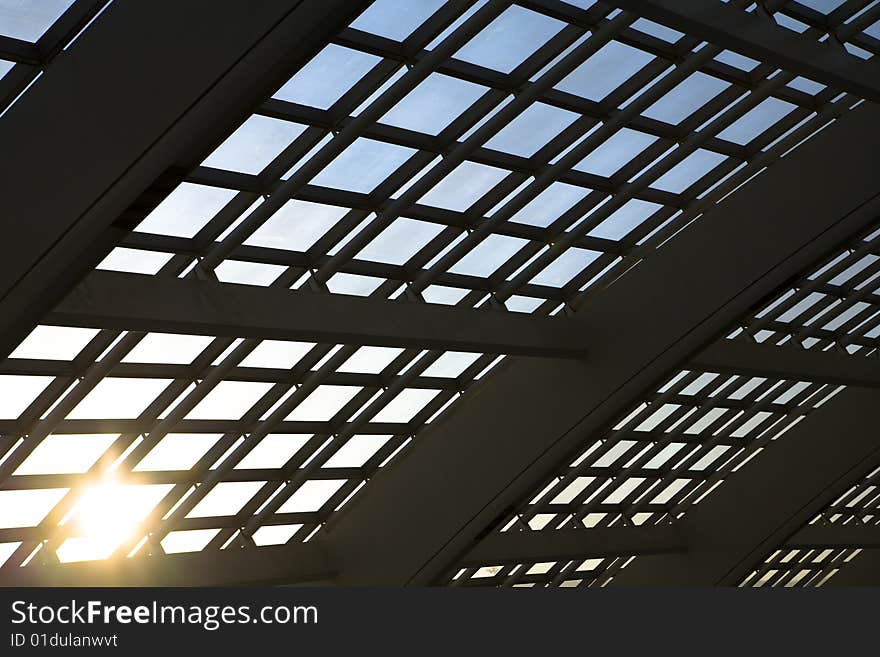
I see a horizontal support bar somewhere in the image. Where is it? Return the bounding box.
[608,0,880,104]
[693,339,880,387]
[461,525,686,566]
[47,270,590,358]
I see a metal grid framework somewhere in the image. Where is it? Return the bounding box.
[0,0,111,114]
[0,0,878,581]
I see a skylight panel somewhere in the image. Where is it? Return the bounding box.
[418,161,509,211]
[185,381,274,420]
[285,385,362,421]
[371,389,441,422]
[714,50,760,72]
[311,138,415,193]
[717,98,796,145]
[454,5,565,74]
[352,0,446,42]
[379,73,487,135]
[529,247,601,287]
[244,199,350,252]
[133,434,223,471]
[505,295,545,313]
[122,333,214,365]
[214,260,286,286]
[251,523,302,546]
[575,127,658,177]
[555,40,654,101]
[642,72,730,125]
[510,182,589,228]
[97,247,173,275]
[323,434,391,468]
[422,285,470,305]
[10,325,98,360]
[0,375,53,418]
[0,0,73,42]
[135,182,237,239]
[603,477,645,504]
[448,233,529,277]
[787,77,826,95]
[201,115,306,175]
[14,434,116,475]
[234,434,311,469]
[272,44,381,109]
[797,0,847,12]
[337,346,404,374]
[356,217,446,265]
[0,59,12,80]
[421,351,482,377]
[160,528,221,554]
[185,481,266,518]
[67,378,170,419]
[651,148,727,194]
[239,340,314,369]
[276,479,347,513]
[0,542,20,568]
[0,488,68,528]
[632,18,683,43]
[589,199,661,241]
[483,102,579,157]
[326,273,385,296]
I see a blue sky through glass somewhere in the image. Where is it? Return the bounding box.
[0,0,74,41]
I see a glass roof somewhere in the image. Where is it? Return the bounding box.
[0,0,876,574]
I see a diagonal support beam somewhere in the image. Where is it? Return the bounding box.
[693,340,880,388]
[318,102,880,585]
[46,270,590,358]
[607,0,880,104]
[789,523,880,549]
[0,0,370,362]
[460,525,685,567]
[824,550,880,586]
[610,387,880,586]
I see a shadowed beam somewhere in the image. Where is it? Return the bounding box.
[461,525,686,567]
[825,550,880,586]
[46,270,591,358]
[693,340,880,388]
[789,523,880,549]
[608,0,880,104]
[0,542,334,587]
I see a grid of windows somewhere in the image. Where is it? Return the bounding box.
[0,0,876,574]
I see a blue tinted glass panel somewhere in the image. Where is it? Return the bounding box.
[273,45,381,109]
[202,116,306,174]
[555,41,654,101]
[351,0,446,41]
[313,138,415,193]
[510,182,589,228]
[484,102,579,157]
[380,73,487,135]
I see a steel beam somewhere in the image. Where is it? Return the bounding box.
[607,0,880,104]
[0,0,370,361]
[47,270,590,358]
[825,550,880,586]
[0,541,333,587]
[693,340,880,388]
[789,523,880,549]
[461,525,685,567]
[317,102,880,585]
[610,387,880,586]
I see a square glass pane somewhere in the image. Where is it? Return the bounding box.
[185,382,274,420]
[201,115,306,175]
[632,18,683,42]
[67,378,171,419]
[371,388,441,422]
[448,233,528,277]
[589,199,661,240]
[455,5,564,73]
[97,247,173,275]
[14,434,116,475]
[0,488,68,528]
[555,40,654,101]
[422,284,470,305]
[133,434,224,471]
[326,273,385,296]
[642,72,730,125]
[575,127,658,177]
[122,333,214,365]
[312,138,415,193]
[323,434,391,468]
[0,375,52,418]
[185,481,266,518]
[418,161,509,211]
[652,148,727,193]
[235,434,311,469]
[484,102,579,157]
[352,0,446,41]
[252,523,302,546]
[245,199,349,251]
[529,247,601,287]
[161,528,221,554]
[421,351,481,378]
[239,340,314,369]
[215,260,286,286]
[380,73,487,135]
[510,182,588,228]
[136,183,237,239]
[285,385,362,421]
[10,325,98,360]
[276,479,347,513]
[714,50,759,72]
[356,217,445,265]
[0,59,13,80]
[338,346,404,374]
[0,0,73,41]
[788,77,826,95]
[273,44,380,109]
[716,98,796,145]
